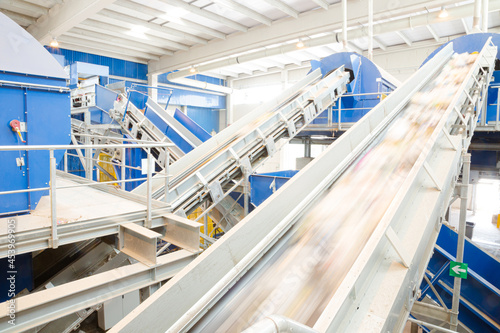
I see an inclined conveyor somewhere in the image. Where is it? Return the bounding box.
[111,40,497,333]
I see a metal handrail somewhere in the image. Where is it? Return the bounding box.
[0,142,172,249]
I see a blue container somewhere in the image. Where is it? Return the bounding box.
[0,13,70,215]
[250,170,299,206]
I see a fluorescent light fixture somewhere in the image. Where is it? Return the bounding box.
[438,7,448,18]
[49,38,59,47]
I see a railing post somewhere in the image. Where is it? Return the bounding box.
[243,167,250,216]
[338,97,342,130]
[164,152,170,205]
[49,150,58,249]
[146,148,153,228]
[121,148,126,190]
[450,152,471,330]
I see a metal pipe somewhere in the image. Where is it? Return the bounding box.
[0,143,174,151]
[0,79,69,91]
[49,150,58,249]
[169,77,234,94]
[408,318,457,333]
[482,0,489,32]
[450,152,471,330]
[121,148,126,190]
[242,315,319,333]
[473,0,482,31]
[368,0,373,60]
[342,0,347,49]
[146,149,153,228]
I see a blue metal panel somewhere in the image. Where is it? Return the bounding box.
[186,106,220,133]
[419,225,500,332]
[308,52,394,128]
[0,253,33,302]
[173,108,211,142]
[144,107,194,153]
[26,89,71,208]
[250,170,299,206]
[0,86,29,214]
[137,64,148,81]
[422,33,500,127]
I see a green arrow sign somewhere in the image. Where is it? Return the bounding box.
[450,261,468,279]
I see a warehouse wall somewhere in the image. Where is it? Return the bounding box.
[46,47,226,133]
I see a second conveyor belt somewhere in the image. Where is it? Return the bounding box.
[112,40,497,333]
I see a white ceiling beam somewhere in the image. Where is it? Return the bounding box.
[157,0,247,32]
[58,35,160,60]
[299,50,321,61]
[227,66,253,76]
[23,0,62,7]
[55,41,149,63]
[279,54,302,66]
[259,58,285,69]
[215,68,239,78]
[395,31,412,46]
[26,0,116,45]
[67,27,174,55]
[98,9,208,44]
[426,24,440,42]
[114,0,226,40]
[461,18,470,34]
[0,0,48,17]
[211,0,272,26]
[347,41,363,54]
[79,19,189,51]
[150,0,463,75]
[311,0,329,10]
[0,8,35,26]
[261,0,299,18]
[373,36,386,50]
[237,62,267,73]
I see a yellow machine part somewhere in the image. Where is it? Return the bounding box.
[188,208,223,246]
[98,153,118,186]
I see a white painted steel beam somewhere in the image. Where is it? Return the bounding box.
[26,0,116,45]
[374,36,387,50]
[396,30,413,46]
[97,9,208,44]
[114,0,227,40]
[66,27,174,55]
[311,0,329,10]
[149,0,464,75]
[0,8,35,26]
[261,0,299,18]
[156,0,248,32]
[462,18,470,34]
[57,35,161,60]
[426,24,440,42]
[0,250,197,332]
[78,19,189,51]
[0,0,48,17]
[55,41,148,63]
[211,0,272,26]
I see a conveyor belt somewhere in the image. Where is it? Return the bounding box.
[111,40,497,333]
[133,67,349,218]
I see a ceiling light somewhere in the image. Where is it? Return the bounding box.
[296,40,305,48]
[438,7,448,18]
[189,66,197,74]
[49,38,59,47]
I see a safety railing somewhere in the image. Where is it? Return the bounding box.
[306,91,391,131]
[0,141,173,249]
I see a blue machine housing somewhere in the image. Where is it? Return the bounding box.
[423,33,500,125]
[0,13,70,215]
[423,33,500,170]
[304,52,397,135]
